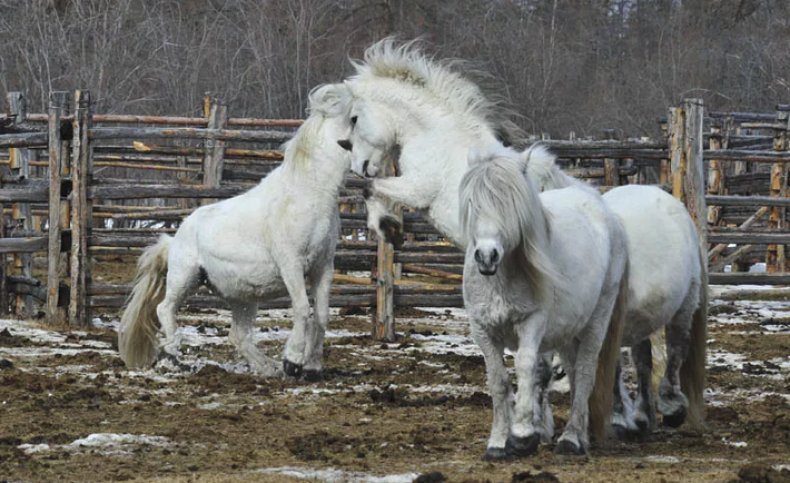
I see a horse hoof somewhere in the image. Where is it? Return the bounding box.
[483,447,510,461]
[282,359,303,378]
[505,433,540,457]
[555,439,586,456]
[662,407,687,428]
[379,216,404,249]
[635,417,652,435]
[302,369,323,382]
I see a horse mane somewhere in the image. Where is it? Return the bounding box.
[460,147,560,302]
[522,144,593,193]
[350,38,523,141]
[281,83,350,171]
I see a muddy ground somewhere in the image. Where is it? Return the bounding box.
[0,286,788,482]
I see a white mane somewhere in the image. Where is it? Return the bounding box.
[522,144,592,193]
[350,38,510,137]
[460,148,560,302]
[281,83,350,172]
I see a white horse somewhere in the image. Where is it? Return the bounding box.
[337,40,627,456]
[118,83,353,379]
[524,146,707,433]
[461,147,628,458]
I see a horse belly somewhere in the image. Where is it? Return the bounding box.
[200,256,286,302]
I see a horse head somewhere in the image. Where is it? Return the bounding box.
[336,83,397,178]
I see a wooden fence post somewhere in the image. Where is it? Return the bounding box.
[673,98,708,428]
[603,129,619,188]
[766,110,788,273]
[707,123,724,226]
[373,162,400,342]
[46,91,69,323]
[202,96,227,203]
[69,90,91,326]
[7,92,35,316]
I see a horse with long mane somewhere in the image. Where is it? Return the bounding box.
[336,39,627,453]
[524,145,707,434]
[461,146,628,458]
[338,38,707,435]
[118,83,353,379]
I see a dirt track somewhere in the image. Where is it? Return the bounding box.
[0,286,788,482]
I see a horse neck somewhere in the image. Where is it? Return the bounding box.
[397,113,500,250]
[281,121,348,197]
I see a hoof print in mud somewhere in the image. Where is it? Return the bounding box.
[662,408,687,428]
[505,433,540,457]
[379,216,404,248]
[302,369,323,382]
[282,359,303,378]
[483,446,511,461]
[554,439,586,456]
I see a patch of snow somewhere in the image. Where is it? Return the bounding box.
[18,444,51,455]
[722,438,748,448]
[19,433,172,456]
[257,466,419,483]
[644,455,680,464]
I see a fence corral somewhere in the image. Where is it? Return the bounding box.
[0,91,788,339]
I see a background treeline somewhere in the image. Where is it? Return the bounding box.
[1,0,789,137]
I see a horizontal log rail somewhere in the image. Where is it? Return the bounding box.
[708,232,790,245]
[708,272,790,285]
[89,126,292,143]
[704,149,790,163]
[706,195,790,207]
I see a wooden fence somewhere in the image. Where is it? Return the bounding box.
[0,91,788,339]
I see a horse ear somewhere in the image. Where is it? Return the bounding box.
[307,83,351,118]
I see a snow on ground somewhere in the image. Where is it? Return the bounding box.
[18,433,172,456]
[257,466,419,483]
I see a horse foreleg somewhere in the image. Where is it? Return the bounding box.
[371,176,437,210]
[303,261,334,381]
[508,315,546,458]
[470,325,512,461]
[230,302,279,377]
[280,263,310,377]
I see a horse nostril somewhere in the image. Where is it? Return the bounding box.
[491,249,499,263]
[337,139,353,151]
[363,160,370,177]
[474,249,483,263]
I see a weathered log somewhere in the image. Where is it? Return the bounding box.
[708,232,790,245]
[708,272,790,285]
[88,126,291,144]
[703,149,790,163]
[0,132,48,148]
[706,195,790,207]
[0,237,48,253]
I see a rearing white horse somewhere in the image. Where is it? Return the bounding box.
[337,39,628,455]
[461,146,629,458]
[118,83,353,379]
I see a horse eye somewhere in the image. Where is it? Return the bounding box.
[351,115,358,126]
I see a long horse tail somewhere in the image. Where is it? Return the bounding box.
[118,235,171,369]
[680,243,708,430]
[589,257,629,444]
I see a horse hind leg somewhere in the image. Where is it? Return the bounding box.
[611,354,638,438]
[230,301,279,377]
[156,259,199,359]
[658,289,697,427]
[533,352,555,444]
[631,338,657,435]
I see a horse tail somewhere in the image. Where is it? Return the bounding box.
[118,235,171,369]
[589,257,629,444]
[680,243,707,430]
